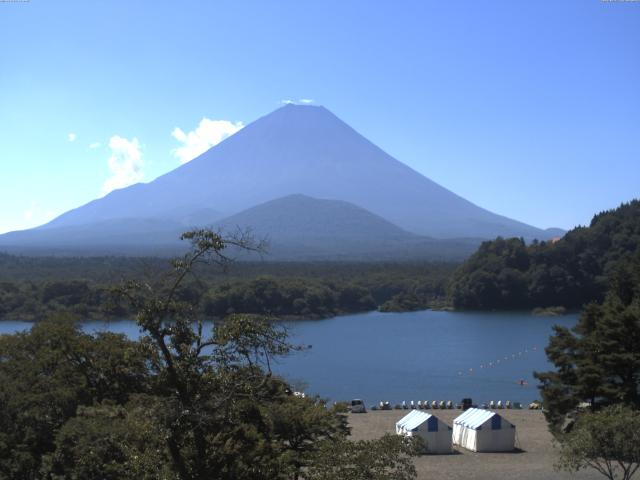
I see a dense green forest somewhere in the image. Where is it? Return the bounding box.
[0,256,455,321]
[449,200,640,310]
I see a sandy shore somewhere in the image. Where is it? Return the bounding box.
[348,409,601,480]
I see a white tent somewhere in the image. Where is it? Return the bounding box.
[395,410,453,454]
[452,408,516,452]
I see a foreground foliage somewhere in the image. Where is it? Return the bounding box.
[535,248,640,479]
[304,434,422,480]
[0,230,421,480]
[0,318,150,479]
[556,405,640,480]
[534,252,640,433]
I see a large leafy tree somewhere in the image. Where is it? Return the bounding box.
[41,400,174,480]
[534,251,640,480]
[556,405,640,480]
[534,253,640,432]
[0,315,149,480]
[112,230,302,479]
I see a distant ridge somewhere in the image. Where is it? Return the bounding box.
[213,194,479,260]
[0,195,480,260]
[0,104,563,258]
[216,194,414,244]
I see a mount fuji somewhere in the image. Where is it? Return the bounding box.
[0,104,561,258]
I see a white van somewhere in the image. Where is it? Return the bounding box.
[350,399,366,413]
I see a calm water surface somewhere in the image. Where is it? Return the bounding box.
[1,310,577,406]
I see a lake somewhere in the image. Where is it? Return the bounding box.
[0,310,577,406]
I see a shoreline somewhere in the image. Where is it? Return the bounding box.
[0,304,578,324]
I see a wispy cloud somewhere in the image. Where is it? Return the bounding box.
[10,201,59,232]
[171,118,244,164]
[281,98,314,105]
[68,133,77,142]
[23,201,37,221]
[102,136,144,195]
[89,142,101,149]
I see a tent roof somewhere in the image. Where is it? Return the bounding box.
[453,408,502,430]
[396,410,440,431]
[396,410,425,428]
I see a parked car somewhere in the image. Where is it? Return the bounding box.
[350,399,366,413]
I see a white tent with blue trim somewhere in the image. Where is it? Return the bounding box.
[452,408,516,452]
[395,410,452,454]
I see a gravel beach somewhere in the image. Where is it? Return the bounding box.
[348,409,602,480]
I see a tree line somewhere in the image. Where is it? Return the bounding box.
[0,262,455,321]
[448,200,640,310]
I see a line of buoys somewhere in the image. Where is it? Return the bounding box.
[455,345,541,377]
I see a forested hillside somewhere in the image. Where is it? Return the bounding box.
[449,200,640,310]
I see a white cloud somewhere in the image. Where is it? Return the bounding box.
[281,98,314,105]
[102,136,144,195]
[23,201,37,221]
[171,118,244,164]
[68,133,77,142]
[89,142,101,149]
[4,201,60,233]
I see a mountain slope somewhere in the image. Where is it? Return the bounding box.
[213,194,479,260]
[0,195,480,260]
[36,104,557,240]
[0,218,187,256]
[216,194,414,244]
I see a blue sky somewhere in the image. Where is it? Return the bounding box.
[1,0,638,234]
